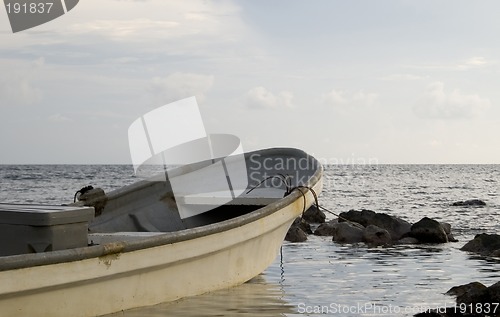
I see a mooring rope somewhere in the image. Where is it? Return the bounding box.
[247,174,364,228]
[73,185,94,203]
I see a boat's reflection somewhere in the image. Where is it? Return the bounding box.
[105,275,294,316]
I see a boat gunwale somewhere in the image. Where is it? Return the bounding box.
[0,148,322,272]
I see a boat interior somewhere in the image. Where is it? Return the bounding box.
[87,149,319,244]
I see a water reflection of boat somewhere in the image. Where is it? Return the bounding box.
[107,275,295,317]
[0,148,322,317]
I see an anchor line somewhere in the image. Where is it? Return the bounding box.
[246,174,364,228]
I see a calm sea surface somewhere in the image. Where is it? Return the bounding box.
[1,164,499,316]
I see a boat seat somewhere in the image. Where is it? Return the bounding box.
[177,188,285,206]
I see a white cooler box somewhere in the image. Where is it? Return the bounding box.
[0,204,95,256]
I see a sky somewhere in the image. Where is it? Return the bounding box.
[1,0,499,164]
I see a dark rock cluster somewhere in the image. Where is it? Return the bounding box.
[285,208,458,245]
[331,209,457,245]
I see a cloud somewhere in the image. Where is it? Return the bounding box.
[406,56,495,71]
[379,74,428,81]
[148,72,214,104]
[464,56,488,67]
[244,86,294,109]
[0,58,44,106]
[48,113,72,122]
[68,19,180,41]
[59,1,247,46]
[322,89,378,108]
[413,82,491,119]
[452,56,493,70]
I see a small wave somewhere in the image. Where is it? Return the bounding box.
[443,186,472,190]
[3,174,45,181]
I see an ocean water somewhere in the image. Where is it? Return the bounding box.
[0,164,499,316]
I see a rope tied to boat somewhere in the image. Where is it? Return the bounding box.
[74,185,94,203]
[246,174,364,229]
[72,185,108,216]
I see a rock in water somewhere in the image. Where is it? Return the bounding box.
[338,209,411,241]
[302,205,326,224]
[314,219,338,236]
[338,209,376,227]
[285,225,307,242]
[446,281,488,305]
[461,233,500,256]
[440,222,452,234]
[410,217,448,243]
[440,222,458,242]
[488,281,500,303]
[451,199,486,207]
[332,222,364,243]
[363,225,392,246]
[291,217,313,234]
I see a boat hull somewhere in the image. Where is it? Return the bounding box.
[0,148,323,316]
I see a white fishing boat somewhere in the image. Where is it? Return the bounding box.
[0,148,322,317]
